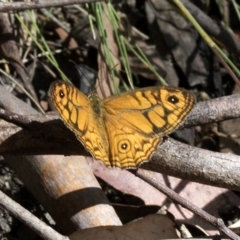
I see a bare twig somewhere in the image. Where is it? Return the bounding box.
[1,89,240,126]
[0,190,69,240]
[1,91,240,135]
[136,169,240,240]
[185,93,240,127]
[0,108,31,128]
[0,0,104,12]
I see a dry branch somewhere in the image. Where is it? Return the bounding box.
[1,93,240,190]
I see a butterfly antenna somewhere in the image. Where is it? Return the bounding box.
[69,60,97,94]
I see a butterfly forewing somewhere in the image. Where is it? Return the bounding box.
[50,81,90,131]
[103,86,195,137]
[50,81,110,165]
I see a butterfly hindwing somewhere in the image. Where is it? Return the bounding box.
[104,116,161,168]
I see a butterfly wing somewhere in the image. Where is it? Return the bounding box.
[104,116,161,168]
[103,86,195,168]
[50,81,109,164]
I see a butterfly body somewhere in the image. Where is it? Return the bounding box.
[50,81,195,168]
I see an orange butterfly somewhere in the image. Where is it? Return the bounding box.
[50,81,195,168]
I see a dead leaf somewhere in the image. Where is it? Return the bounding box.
[69,213,178,240]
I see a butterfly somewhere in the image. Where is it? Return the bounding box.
[49,81,195,168]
